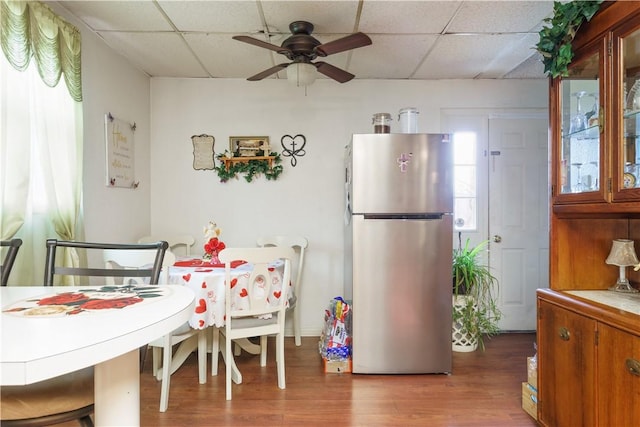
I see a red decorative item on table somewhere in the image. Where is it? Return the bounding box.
[203,220,225,264]
[204,237,225,264]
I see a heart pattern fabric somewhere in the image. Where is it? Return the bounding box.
[169,261,290,329]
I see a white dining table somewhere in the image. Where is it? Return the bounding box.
[1,284,194,426]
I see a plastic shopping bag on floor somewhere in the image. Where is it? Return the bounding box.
[319,297,352,361]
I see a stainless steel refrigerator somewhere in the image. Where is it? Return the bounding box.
[344,133,453,374]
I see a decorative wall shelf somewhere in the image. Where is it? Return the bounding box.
[214,152,283,183]
[222,155,275,170]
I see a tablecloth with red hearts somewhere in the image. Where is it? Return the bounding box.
[168,261,289,329]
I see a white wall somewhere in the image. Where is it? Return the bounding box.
[52,3,549,338]
[51,3,153,247]
[150,78,549,337]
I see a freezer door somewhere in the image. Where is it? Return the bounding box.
[351,214,452,374]
[349,133,452,214]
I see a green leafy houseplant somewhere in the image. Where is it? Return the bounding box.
[214,152,283,183]
[536,0,603,78]
[452,237,502,351]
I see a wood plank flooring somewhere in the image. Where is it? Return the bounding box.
[137,333,538,426]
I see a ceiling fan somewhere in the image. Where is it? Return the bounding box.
[232,21,372,84]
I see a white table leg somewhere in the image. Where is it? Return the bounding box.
[94,349,139,426]
[168,335,198,375]
[167,329,242,384]
[233,337,261,355]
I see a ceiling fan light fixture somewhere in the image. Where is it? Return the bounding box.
[287,62,317,87]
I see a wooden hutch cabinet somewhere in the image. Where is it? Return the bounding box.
[539,2,640,426]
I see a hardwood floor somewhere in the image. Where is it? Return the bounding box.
[137,333,538,426]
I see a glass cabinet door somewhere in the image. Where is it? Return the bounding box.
[557,49,602,200]
[613,23,640,200]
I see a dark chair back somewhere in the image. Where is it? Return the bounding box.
[1,238,23,286]
[44,239,168,286]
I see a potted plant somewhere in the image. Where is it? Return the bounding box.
[452,236,502,352]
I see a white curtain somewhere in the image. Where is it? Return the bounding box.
[0,53,83,285]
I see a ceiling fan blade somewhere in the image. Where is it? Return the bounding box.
[232,35,292,55]
[314,62,355,83]
[247,63,290,81]
[315,32,372,57]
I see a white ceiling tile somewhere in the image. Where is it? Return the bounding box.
[359,0,462,34]
[158,0,262,33]
[349,34,438,79]
[185,33,276,79]
[477,33,541,77]
[447,1,554,33]
[99,32,208,77]
[261,0,361,35]
[58,0,172,31]
[415,34,509,79]
[503,52,545,78]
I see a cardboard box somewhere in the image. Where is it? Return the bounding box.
[522,382,538,420]
[323,358,352,373]
[527,356,538,390]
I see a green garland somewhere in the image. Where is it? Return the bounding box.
[536,0,603,78]
[214,152,283,183]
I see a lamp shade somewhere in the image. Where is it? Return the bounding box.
[286,63,317,87]
[605,239,639,266]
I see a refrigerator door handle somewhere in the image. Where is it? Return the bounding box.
[363,213,445,220]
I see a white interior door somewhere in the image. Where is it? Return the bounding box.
[488,116,549,331]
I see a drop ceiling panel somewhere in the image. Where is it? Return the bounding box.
[99,32,207,78]
[359,0,461,34]
[447,1,554,33]
[186,33,276,79]
[57,0,171,31]
[504,53,545,78]
[416,34,522,79]
[349,34,438,79]
[158,0,262,33]
[477,33,542,78]
[261,0,361,34]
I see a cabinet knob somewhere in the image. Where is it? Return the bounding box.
[558,327,570,341]
[626,358,640,377]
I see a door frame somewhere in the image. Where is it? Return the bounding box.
[442,108,549,332]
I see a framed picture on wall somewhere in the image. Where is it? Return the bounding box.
[191,134,215,170]
[229,136,270,157]
[105,113,137,188]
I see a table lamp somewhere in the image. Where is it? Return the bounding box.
[605,239,640,293]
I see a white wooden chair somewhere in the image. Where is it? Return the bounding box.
[138,235,196,257]
[103,246,206,413]
[212,246,294,400]
[256,235,308,346]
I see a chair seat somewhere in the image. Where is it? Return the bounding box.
[230,315,279,329]
[1,367,93,421]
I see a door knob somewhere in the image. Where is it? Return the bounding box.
[493,235,502,243]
